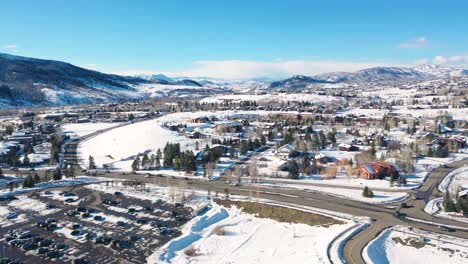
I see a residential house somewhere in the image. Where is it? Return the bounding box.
[356,162,400,180]
[276,144,296,160]
[338,143,360,152]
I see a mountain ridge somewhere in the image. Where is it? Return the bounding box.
[0,52,466,107]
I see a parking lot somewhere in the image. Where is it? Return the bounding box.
[0,184,193,264]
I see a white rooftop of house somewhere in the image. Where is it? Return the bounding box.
[459,189,468,197]
[0,141,20,154]
[338,143,352,148]
[210,144,230,149]
[217,121,242,127]
[278,144,295,152]
[314,153,327,159]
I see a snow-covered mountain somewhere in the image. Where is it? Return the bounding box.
[412,64,468,78]
[135,74,202,87]
[0,53,150,107]
[314,67,434,86]
[0,53,210,107]
[0,51,466,108]
[265,75,333,91]
[135,73,175,83]
[267,65,468,90]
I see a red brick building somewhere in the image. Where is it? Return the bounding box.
[356,162,400,180]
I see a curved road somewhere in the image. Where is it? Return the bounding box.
[61,118,468,264]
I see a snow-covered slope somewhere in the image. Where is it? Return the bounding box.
[315,67,434,85]
[0,52,148,107]
[412,64,468,78]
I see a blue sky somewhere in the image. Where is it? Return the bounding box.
[1,0,467,78]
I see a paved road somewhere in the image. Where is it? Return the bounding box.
[58,119,468,264]
[344,159,468,264]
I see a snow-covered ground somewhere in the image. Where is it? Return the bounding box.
[0,176,104,197]
[438,165,468,194]
[420,164,468,223]
[424,197,468,224]
[363,225,468,264]
[78,118,208,170]
[200,93,340,104]
[255,182,408,204]
[0,203,28,228]
[338,105,468,121]
[424,197,443,215]
[149,202,356,264]
[86,182,207,209]
[77,110,315,171]
[61,122,123,138]
[8,195,61,215]
[0,174,23,187]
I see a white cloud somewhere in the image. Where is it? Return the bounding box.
[432,55,468,66]
[399,37,428,48]
[2,44,19,53]
[111,60,406,79]
[433,55,447,64]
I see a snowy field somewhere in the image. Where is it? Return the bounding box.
[85,181,208,209]
[148,202,356,264]
[77,110,315,171]
[0,176,104,197]
[78,118,204,170]
[61,122,123,138]
[364,225,468,264]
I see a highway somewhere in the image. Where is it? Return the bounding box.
[53,119,468,263]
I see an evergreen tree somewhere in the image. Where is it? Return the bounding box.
[312,133,320,151]
[154,155,161,169]
[22,174,35,188]
[33,173,40,184]
[319,130,327,149]
[288,160,299,179]
[444,191,456,212]
[327,131,336,146]
[88,155,96,169]
[362,186,374,197]
[66,165,75,178]
[301,157,310,174]
[25,143,34,154]
[141,154,149,170]
[281,132,294,146]
[131,156,140,171]
[456,196,465,213]
[240,140,249,155]
[427,147,433,157]
[53,168,62,181]
[156,149,162,160]
[23,154,30,167]
[229,147,235,159]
